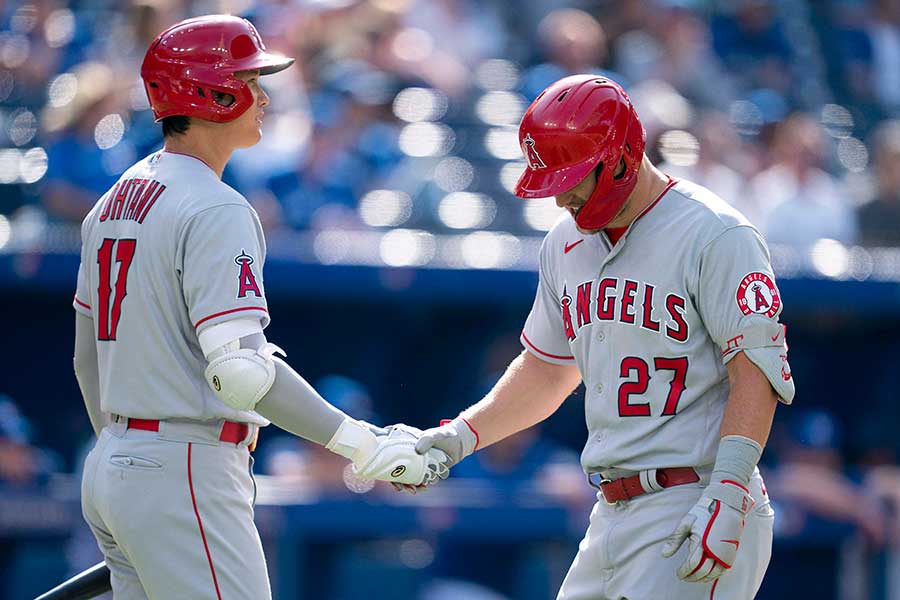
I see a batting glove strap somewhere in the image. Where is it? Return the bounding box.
[325,418,378,463]
[706,480,755,515]
[661,480,754,584]
[415,417,478,467]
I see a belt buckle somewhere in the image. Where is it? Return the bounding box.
[587,473,618,504]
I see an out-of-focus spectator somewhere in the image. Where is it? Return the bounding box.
[259,375,381,496]
[857,120,900,246]
[710,0,793,95]
[615,6,735,110]
[748,113,857,247]
[452,425,591,507]
[866,0,900,115]
[520,9,619,100]
[40,62,128,222]
[658,113,749,218]
[766,408,887,546]
[1,0,66,109]
[0,394,59,485]
[264,60,401,229]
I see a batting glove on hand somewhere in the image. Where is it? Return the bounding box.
[661,479,755,583]
[326,419,449,486]
[414,417,479,469]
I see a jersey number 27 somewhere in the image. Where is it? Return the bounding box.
[96,238,137,341]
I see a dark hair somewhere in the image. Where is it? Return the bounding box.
[160,91,236,137]
[162,115,190,137]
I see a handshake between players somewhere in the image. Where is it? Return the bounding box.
[334,416,478,491]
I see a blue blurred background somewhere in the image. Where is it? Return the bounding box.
[1,0,899,598]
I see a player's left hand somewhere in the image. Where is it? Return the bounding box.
[661,479,755,583]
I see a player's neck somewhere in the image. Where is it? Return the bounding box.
[163,132,233,178]
[604,159,670,229]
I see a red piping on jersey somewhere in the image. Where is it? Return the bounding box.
[188,443,223,600]
[709,579,718,600]
[521,331,574,361]
[163,150,217,175]
[194,306,268,329]
[73,296,91,310]
[635,176,677,223]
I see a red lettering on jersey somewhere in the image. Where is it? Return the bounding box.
[98,182,120,222]
[235,250,262,298]
[721,334,744,356]
[560,287,576,342]
[137,182,166,224]
[641,283,661,332]
[112,179,132,220]
[123,178,147,221]
[620,279,639,324]
[780,353,792,381]
[665,294,689,342]
[596,278,617,320]
[576,281,593,328]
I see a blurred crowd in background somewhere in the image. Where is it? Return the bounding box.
[0,0,898,245]
[1,0,900,598]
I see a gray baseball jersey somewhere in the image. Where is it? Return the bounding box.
[521,178,795,473]
[73,150,269,425]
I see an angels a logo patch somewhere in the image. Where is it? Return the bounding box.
[523,133,547,169]
[235,250,261,298]
[736,272,780,317]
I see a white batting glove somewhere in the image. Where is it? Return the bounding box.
[414,417,479,469]
[326,419,449,486]
[661,479,755,583]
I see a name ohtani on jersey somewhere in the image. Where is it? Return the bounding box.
[560,277,689,343]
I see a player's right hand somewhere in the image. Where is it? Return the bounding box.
[414,417,479,469]
[353,425,450,486]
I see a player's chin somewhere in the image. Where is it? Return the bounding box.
[236,127,263,149]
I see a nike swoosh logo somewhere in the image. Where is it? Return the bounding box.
[772,324,786,342]
[564,240,584,254]
[723,539,740,549]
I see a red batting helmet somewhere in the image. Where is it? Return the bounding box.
[141,15,294,123]
[514,75,646,230]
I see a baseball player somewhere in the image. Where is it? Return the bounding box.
[414,75,795,599]
[72,15,447,599]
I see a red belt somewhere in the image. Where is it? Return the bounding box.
[596,467,700,503]
[126,418,250,445]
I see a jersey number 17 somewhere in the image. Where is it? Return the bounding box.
[96,238,137,341]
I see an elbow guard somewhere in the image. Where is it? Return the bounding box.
[204,342,285,411]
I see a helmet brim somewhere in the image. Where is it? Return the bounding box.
[513,158,598,199]
[237,52,295,76]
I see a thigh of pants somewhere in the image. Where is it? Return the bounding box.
[557,474,774,600]
[82,429,271,600]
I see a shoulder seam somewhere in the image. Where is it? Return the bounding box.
[174,203,258,269]
[670,183,748,229]
[698,224,759,258]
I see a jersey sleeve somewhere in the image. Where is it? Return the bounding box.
[73,262,93,317]
[73,217,93,317]
[696,225,794,404]
[520,239,575,365]
[179,204,270,334]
